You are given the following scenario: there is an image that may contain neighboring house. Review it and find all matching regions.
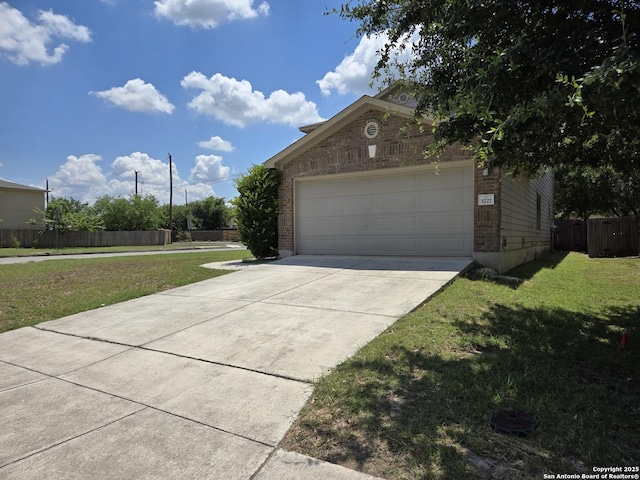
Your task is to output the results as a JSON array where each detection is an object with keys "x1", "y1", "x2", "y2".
[
  {"x1": 0, "y1": 179, "x2": 46, "y2": 230},
  {"x1": 264, "y1": 86, "x2": 554, "y2": 273}
]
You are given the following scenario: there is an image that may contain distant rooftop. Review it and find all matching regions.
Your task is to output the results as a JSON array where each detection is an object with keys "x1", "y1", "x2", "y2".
[{"x1": 0, "y1": 179, "x2": 46, "y2": 192}]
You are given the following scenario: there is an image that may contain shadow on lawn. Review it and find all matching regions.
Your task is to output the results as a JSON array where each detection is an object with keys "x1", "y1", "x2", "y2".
[
  {"x1": 298, "y1": 300, "x2": 640, "y2": 479},
  {"x1": 506, "y1": 251, "x2": 570, "y2": 279},
  {"x1": 465, "y1": 252, "x2": 571, "y2": 290}
]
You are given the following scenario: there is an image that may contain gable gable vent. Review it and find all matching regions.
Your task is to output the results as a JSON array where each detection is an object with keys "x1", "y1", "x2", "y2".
[{"x1": 364, "y1": 121, "x2": 380, "y2": 139}]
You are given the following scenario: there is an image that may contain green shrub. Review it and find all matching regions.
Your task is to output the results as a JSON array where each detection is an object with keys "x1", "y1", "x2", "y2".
[
  {"x1": 233, "y1": 164, "x2": 282, "y2": 259},
  {"x1": 176, "y1": 230, "x2": 192, "y2": 242}
]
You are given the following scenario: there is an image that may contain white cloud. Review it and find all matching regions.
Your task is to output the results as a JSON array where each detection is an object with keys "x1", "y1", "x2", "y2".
[
  {"x1": 181, "y1": 72, "x2": 324, "y2": 127},
  {"x1": 91, "y1": 79, "x2": 175, "y2": 114},
  {"x1": 190, "y1": 154, "x2": 230, "y2": 183},
  {"x1": 154, "y1": 0, "x2": 269, "y2": 28},
  {"x1": 197, "y1": 136, "x2": 234, "y2": 152},
  {"x1": 111, "y1": 152, "x2": 170, "y2": 185},
  {"x1": 47, "y1": 154, "x2": 109, "y2": 202},
  {"x1": 0, "y1": 3, "x2": 91, "y2": 66},
  {"x1": 317, "y1": 31, "x2": 418, "y2": 96},
  {"x1": 110, "y1": 152, "x2": 222, "y2": 202},
  {"x1": 47, "y1": 152, "x2": 229, "y2": 204}
]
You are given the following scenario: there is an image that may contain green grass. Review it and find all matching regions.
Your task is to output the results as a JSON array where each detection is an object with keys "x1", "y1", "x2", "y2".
[
  {"x1": 0, "y1": 249, "x2": 252, "y2": 333},
  {"x1": 281, "y1": 253, "x2": 640, "y2": 479},
  {"x1": 0, "y1": 242, "x2": 233, "y2": 257}
]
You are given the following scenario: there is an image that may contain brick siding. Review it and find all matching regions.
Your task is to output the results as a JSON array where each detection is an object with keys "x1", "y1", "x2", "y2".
[
  {"x1": 276, "y1": 110, "x2": 502, "y2": 253},
  {"x1": 474, "y1": 168, "x2": 502, "y2": 252}
]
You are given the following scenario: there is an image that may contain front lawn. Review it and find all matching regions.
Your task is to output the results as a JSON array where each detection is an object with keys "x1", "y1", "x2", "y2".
[
  {"x1": 281, "y1": 252, "x2": 640, "y2": 479},
  {"x1": 0, "y1": 250, "x2": 252, "y2": 333}
]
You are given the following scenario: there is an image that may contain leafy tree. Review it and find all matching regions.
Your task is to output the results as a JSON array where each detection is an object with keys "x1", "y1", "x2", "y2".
[
  {"x1": 46, "y1": 197, "x2": 89, "y2": 218},
  {"x1": 233, "y1": 165, "x2": 281, "y2": 259},
  {"x1": 337, "y1": 1, "x2": 640, "y2": 176},
  {"x1": 159, "y1": 204, "x2": 187, "y2": 231},
  {"x1": 555, "y1": 165, "x2": 640, "y2": 219},
  {"x1": 59, "y1": 211, "x2": 106, "y2": 232},
  {"x1": 226, "y1": 203, "x2": 239, "y2": 230},
  {"x1": 37, "y1": 197, "x2": 105, "y2": 232},
  {"x1": 158, "y1": 198, "x2": 229, "y2": 232},
  {"x1": 189, "y1": 196, "x2": 230, "y2": 230},
  {"x1": 93, "y1": 194, "x2": 163, "y2": 231}
]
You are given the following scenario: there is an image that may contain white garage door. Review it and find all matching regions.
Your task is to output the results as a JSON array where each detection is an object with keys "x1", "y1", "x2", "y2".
[{"x1": 295, "y1": 164, "x2": 474, "y2": 256}]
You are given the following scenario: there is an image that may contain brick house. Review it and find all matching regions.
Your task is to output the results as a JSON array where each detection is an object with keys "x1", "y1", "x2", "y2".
[{"x1": 264, "y1": 86, "x2": 553, "y2": 273}]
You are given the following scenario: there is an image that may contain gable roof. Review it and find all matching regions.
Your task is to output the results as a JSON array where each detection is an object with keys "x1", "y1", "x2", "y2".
[
  {"x1": 264, "y1": 95, "x2": 416, "y2": 169},
  {"x1": 0, "y1": 179, "x2": 46, "y2": 192}
]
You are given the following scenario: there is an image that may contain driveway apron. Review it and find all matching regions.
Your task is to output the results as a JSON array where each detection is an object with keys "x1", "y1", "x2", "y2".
[{"x1": 0, "y1": 255, "x2": 471, "y2": 479}]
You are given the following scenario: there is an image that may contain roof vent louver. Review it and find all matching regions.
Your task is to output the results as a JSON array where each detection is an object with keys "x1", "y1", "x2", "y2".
[{"x1": 364, "y1": 121, "x2": 380, "y2": 139}]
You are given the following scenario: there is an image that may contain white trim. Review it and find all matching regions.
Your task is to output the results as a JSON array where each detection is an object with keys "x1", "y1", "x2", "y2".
[
  {"x1": 364, "y1": 121, "x2": 380, "y2": 139},
  {"x1": 292, "y1": 159, "x2": 474, "y2": 184},
  {"x1": 397, "y1": 92, "x2": 410, "y2": 104}
]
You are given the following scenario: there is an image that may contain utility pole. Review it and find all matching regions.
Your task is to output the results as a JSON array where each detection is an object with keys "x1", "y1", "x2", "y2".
[
  {"x1": 134, "y1": 171, "x2": 139, "y2": 196},
  {"x1": 185, "y1": 188, "x2": 191, "y2": 235},
  {"x1": 168, "y1": 154, "x2": 173, "y2": 233},
  {"x1": 45, "y1": 179, "x2": 49, "y2": 206}
]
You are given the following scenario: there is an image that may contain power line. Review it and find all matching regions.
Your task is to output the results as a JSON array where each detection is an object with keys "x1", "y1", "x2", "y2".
[
  {"x1": 167, "y1": 173, "x2": 242, "y2": 193},
  {"x1": 192, "y1": 173, "x2": 242, "y2": 185}
]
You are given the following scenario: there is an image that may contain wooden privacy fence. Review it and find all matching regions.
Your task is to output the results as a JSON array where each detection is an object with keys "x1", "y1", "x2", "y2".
[
  {"x1": 188, "y1": 229, "x2": 239, "y2": 242},
  {"x1": 0, "y1": 229, "x2": 171, "y2": 248},
  {"x1": 554, "y1": 215, "x2": 640, "y2": 258},
  {"x1": 0, "y1": 229, "x2": 42, "y2": 248},
  {"x1": 553, "y1": 219, "x2": 588, "y2": 252},
  {"x1": 587, "y1": 216, "x2": 640, "y2": 258}
]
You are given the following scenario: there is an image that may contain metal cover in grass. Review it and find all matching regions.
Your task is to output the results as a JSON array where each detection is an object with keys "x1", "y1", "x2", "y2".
[{"x1": 489, "y1": 410, "x2": 539, "y2": 435}]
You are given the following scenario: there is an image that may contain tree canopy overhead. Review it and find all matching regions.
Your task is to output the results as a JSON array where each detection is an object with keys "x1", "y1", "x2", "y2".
[
  {"x1": 554, "y1": 165, "x2": 640, "y2": 219},
  {"x1": 338, "y1": 0, "x2": 640, "y2": 176}
]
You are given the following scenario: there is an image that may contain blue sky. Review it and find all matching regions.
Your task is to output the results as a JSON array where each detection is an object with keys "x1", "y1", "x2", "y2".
[{"x1": 0, "y1": 0, "x2": 399, "y2": 205}]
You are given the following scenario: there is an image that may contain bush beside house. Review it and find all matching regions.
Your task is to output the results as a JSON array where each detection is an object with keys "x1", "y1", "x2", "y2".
[{"x1": 233, "y1": 164, "x2": 281, "y2": 259}]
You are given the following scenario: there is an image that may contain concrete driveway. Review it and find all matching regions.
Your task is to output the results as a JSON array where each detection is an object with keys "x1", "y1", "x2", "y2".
[{"x1": 0, "y1": 255, "x2": 471, "y2": 479}]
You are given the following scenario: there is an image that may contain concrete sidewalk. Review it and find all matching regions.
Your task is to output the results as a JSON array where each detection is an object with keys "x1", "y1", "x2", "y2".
[
  {"x1": 0, "y1": 245, "x2": 246, "y2": 265},
  {"x1": 0, "y1": 255, "x2": 471, "y2": 479}
]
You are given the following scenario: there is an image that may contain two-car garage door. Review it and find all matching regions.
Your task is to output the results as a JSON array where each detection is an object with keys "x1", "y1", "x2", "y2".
[{"x1": 295, "y1": 164, "x2": 474, "y2": 257}]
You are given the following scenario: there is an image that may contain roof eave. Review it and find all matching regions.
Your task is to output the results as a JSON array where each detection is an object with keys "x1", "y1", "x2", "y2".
[
  {"x1": 298, "y1": 120, "x2": 327, "y2": 134},
  {"x1": 0, "y1": 179, "x2": 46, "y2": 192},
  {"x1": 264, "y1": 96, "x2": 417, "y2": 170}
]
